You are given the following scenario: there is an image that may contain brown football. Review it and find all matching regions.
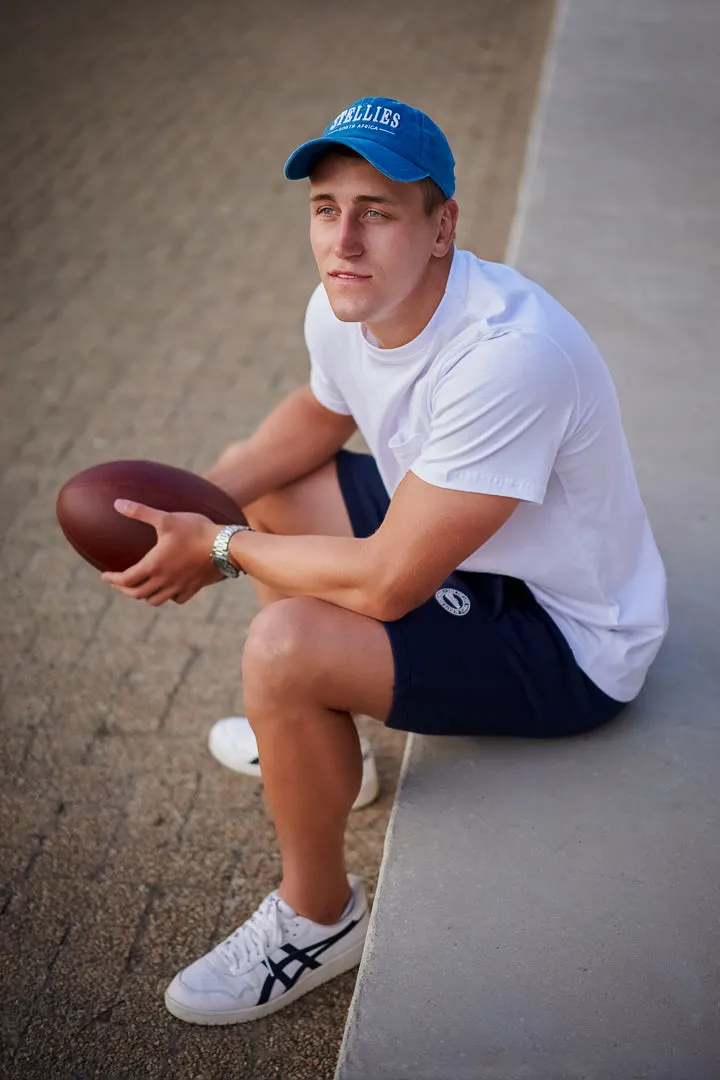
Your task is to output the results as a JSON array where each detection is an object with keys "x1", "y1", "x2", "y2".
[{"x1": 56, "y1": 460, "x2": 246, "y2": 572}]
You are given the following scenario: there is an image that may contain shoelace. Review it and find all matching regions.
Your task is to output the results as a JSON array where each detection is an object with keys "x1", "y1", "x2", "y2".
[{"x1": 217, "y1": 893, "x2": 290, "y2": 976}]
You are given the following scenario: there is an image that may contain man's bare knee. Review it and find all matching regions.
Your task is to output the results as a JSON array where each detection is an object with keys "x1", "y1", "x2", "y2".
[
  {"x1": 242, "y1": 595, "x2": 395, "y2": 724},
  {"x1": 242, "y1": 597, "x2": 329, "y2": 706}
]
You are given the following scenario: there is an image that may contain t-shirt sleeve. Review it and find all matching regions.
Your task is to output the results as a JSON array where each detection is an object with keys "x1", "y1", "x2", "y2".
[
  {"x1": 411, "y1": 330, "x2": 578, "y2": 503},
  {"x1": 304, "y1": 284, "x2": 353, "y2": 416}
]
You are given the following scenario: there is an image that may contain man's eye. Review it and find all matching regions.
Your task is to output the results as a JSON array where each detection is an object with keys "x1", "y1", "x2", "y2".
[{"x1": 365, "y1": 209, "x2": 383, "y2": 219}]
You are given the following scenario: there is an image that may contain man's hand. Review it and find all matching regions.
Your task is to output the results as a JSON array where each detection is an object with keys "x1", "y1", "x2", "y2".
[{"x1": 101, "y1": 500, "x2": 223, "y2": 606}]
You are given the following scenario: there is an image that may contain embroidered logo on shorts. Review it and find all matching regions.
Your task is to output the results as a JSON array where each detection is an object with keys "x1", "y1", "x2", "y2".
[{"x1": 435, "y1": 588, "x2": 471, "y2": 616}]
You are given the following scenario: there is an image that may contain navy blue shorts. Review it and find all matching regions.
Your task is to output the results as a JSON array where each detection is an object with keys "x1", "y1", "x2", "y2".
[{"x1": 336, "y1": 450, "x2": 626, "y2": 738}]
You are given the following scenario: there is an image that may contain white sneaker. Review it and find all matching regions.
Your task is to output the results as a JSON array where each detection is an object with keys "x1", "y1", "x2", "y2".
[
  {"x1": 164, "y1": 875, "x2": 368, "y2": 1025},
  {"x1": 208, "y1": 716, "x2": 380, "y2": 810}
]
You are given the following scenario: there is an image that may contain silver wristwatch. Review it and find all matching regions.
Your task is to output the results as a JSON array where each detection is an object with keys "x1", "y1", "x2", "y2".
[{"x1": 211, "y1": 524, "x2": 253, "y2": 578}]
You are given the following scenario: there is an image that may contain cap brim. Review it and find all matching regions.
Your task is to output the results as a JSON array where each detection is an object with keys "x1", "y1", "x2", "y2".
[{"x1": 283, "y1": 135, "x2": 428, "y2": 185}]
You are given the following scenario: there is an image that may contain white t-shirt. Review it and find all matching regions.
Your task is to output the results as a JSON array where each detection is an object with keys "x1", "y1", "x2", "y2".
[{"x1": 306, "y1": 248, "x2": 668, "y2": 702}]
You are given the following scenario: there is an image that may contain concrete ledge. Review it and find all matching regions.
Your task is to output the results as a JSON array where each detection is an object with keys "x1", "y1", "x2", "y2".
[{"x1": 339, "y1": 710, "x2": 720, "y2": 1080}]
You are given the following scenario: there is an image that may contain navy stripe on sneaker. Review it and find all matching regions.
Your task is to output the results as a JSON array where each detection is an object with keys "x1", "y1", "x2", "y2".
[{"x1": 257, "y1": 915, "x2": 363, "y2": 1005}]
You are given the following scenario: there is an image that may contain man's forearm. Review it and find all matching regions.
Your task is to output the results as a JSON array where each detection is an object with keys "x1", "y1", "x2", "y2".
[
  {"x1": 228, "y1": 529, "x2": 392, "y2": 621},
  {"x1": 205, "y1": 385, "x2": 356, "y2": 508}
]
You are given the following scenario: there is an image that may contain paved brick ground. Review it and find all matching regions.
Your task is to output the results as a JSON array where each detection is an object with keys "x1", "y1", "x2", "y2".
[{"x1": 0, "y1": 1, "x2": 552, "y2": 1077}]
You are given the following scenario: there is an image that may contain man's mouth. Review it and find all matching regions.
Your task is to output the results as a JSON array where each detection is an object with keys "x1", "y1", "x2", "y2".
[{"x1": 328, "y1": 271, "x2": 372, "y2": 282}]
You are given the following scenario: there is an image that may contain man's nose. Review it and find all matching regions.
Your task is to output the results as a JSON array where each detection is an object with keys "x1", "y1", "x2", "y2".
[{"x1": 333, "y1": 217, "x2": 364, "y2": 258}]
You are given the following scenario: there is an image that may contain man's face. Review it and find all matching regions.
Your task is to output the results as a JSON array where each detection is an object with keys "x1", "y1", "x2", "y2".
[{"x1": 309, "y1": 155, "x2": 444, "y2": 333}]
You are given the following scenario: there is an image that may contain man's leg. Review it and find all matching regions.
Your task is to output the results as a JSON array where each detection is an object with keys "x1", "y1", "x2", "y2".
[
  {"x1": 241, "y1": 595, "x2": 394, "y2": 924},
  {"x1": 235, "y1": 453, "x2": 392, "y2": 919}
]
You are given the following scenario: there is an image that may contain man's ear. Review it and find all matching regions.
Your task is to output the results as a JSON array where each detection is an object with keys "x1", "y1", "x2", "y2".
[{"x1": 432, "y1": 199, "x2": 459, "y2": 256}]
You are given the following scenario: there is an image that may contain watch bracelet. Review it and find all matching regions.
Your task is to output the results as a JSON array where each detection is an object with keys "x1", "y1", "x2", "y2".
[{"x1": 212, "y1": 524, "x2": 253, "y2": 576}]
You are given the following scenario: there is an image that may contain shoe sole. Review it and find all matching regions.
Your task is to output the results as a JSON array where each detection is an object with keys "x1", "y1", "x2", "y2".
[{"x1": 164, "y1": 925, "x2": 367, "y2": 1025}]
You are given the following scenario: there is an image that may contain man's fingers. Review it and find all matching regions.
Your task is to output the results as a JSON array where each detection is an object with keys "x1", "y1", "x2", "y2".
[
  {"x1": 107, "y1": 576, "x2": 176, "y2": 603},
  {"x1": 105, "y1": 575, "x2": 160, "y2": 598},
  {"x1": 137, "y1": 579, "x2": 168, "y2": 600},
  {"x1": 172, "y1": 588, "x2": 196, "y2": 605},
  {"x1": 107, "y1": 582, "x2": 141, "y2": 598},
  {"x1": 114, "y1": 499, "x2": 165, "y2": 529},
  {"x1": 145, "y1": 586, "x2": 178, "y2": 608},
  {"x1": 103, "y1": 567, "x2": 152, "y2": 588}
]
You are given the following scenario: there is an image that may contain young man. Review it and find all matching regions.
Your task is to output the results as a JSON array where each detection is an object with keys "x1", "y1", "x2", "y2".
[{"x1": 103, "y1": 97, "x2": 668, "y2": 1025}]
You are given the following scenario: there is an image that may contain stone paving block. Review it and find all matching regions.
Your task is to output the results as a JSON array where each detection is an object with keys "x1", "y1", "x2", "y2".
[
  {"x1": 12, "y1": 970, "x2": 172, "y2": 1080},
  {"x1": 23, "y1": 881, "x2": 151, "y2": 1044},
  {"x1": 106, "y1": 668, "x2": 192, "y2": 736},
  {"x1": 10, "y1": 1008, "x2": 167, "y2": 1080},
  {"x1": 143, "y1": 581, "x2": 254, "y2": 638},
  {"x1": 22, "y1": 980, "x2": 177, "y2": 1080},
  {"x1": 0, "y1": 731, "x2": 32, "y2": 784},
  {"x1": 190, "y1": 764, "x2": 263, "y2": 813},
  {"x1": 0, "y1": 613, "x2": 39, "y2": 689},
  {"x1": 47, "y1": 685, "x2": 108, "y2": 737},
  {"x1": 184, "y1": 579, "x2": 250, "y2": 625},
  {"x1": 1, "y1": 665, "x2": 57, "y2": 729},
  {"x1": 24, "y1": 725, "x2": 92, "y2": 777},
  {"x1": 16, "y1": 758, "x2": 133, "y2": 807},
  {"x1": 0, "y1": 878, "x2": 147, "y2": 1061},
  {"x1": 78, "y1": 598, "x2": 157, "y2": 655},
  {"x1": 1, "y1": 959, "x2": 55, "y2": 1057},
  {"x1": 170, "y1": 1035, "x2": 257, "y2": 1080},
  {"x1": 28, "y1": 801, "x2": 123, "y2": 882},
  {"x1": 25, "y1": 972, "x2": 178, "y2": 1080},
  {"x1": 0, "y1": 839, "x2": 40, "y2": 893},
  {"x1": 101, "y1": 834, "x2": 238, "y2": 892},
  {"x1": 0, "y1": 788, "x2": 60, "y2": 864},
  {"x1": 20, "y1": 565, "x2": 106, "y2": 627},
  {"x1": 204, "y1": 584, "x2": 253, "y2": 630},
  {"x1": 125, "y1": 886, "x2": 223, "y2": 978},
  {"x1": 160, "y1": 650, "x2": 244, "y2": 737},
  {"x1": 16, "y1": 643, "x2": 115, "y2": 721},
  {"x1": 120, "y1": 771, "x2": 199, "y2": 847},
  {"x1": 87, "y1": 732, "x2": 204, "y2": 775},
  {"x1": 180, "y1": 776, "x2": 271, "y2": 854},
  {"x1": 48, "y1": 633, "x2": 138, "y2": 727},
  {"x1": 28, "y1": 959, "x2": 123, "y2": 1042},
  {"x1": 1, "y1": 672, "x2": 54, "y2": 733},
  {"x1": 0, "y1": 878, "x2": 102, "y2": 1052},
  {"x1": 140, "y1": 605, "x2": 223, "y2": 654}
]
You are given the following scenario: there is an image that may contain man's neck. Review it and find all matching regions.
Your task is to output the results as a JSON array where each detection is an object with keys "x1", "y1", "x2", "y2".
[{"x1": 364, "y1": 249, "x2": 454, "y2": 350}]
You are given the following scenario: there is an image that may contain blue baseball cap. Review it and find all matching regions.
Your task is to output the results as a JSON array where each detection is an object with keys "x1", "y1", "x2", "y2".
[{"x1": 283, "y1": 97, "x2": 455, "y2": 199}]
